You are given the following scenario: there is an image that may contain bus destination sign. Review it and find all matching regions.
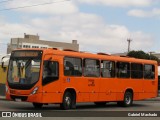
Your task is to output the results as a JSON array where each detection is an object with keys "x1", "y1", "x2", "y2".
[{"x1": 12, "y1": 51, "x2": 41, "y2": 57}]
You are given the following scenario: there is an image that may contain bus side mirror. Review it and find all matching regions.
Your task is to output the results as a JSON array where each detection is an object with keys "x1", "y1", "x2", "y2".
[
  {"x1": 1, "y1": 57, "x2": 5, "y2": 68},
  {"x1": 1, "y1": 62, "x2": 4, "y2": 68},
  {"x1": 1, "y1": 62, "x2": 7, "y2": 72}
]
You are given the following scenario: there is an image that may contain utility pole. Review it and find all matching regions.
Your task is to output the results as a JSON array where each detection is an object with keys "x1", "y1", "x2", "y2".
[
  {"x1": 149, "y1": 51, "x2": 154, "y2": 60},
  {"x1": 127, "y1": 38, "x2": 132, "y2": 53}
]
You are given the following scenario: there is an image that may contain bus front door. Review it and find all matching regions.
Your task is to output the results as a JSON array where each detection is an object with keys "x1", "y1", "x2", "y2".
[{"x1": 42, "y1": 55, "x2": 61, "y2": 103}]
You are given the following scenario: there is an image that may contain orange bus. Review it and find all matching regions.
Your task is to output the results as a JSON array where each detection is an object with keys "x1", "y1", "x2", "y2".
[{"x1": 6, "y1": 48, "x2": 158, "y2": 110}]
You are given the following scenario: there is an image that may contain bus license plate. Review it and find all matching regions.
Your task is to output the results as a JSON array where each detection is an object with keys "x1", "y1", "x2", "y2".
[{"x1": 15, "y1": 99, "x2": 22, "y2": 102}]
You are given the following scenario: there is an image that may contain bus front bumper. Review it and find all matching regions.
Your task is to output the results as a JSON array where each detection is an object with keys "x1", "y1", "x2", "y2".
[{"x1": 6, "y1": 92, "x2": 43, "y2": 103}]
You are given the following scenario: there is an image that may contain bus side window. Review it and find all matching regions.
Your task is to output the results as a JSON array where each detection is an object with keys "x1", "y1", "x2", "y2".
[
  {"x1": 64, "y1": 57, "x2": 82, "y2": 76},
  {"x1": 131, "y1": 63, "x2": 143, "y2": 79},
  {"x1": 64, "y1": 61, "x2": 74, "y2": 76},
  {"x1": 42, "y1": 61, "x2": 59, "y2": 85},
  {"x1": 101, "y1": 60, "x2": 115, "y2": 78},
  {"x1": 84, "y1": 59, "x2": 100, "y2": 77},
  {"x1": 116, "y1": 62, "x2": 130, "y2": 78},
  {"x1": 144, "y1": 64, "x2": 155, "y2": 79}
]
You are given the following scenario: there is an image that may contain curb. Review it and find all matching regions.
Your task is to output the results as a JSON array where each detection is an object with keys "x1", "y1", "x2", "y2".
[{"x1": 0, "y1": 96, "x2": 6, "y2": 101}]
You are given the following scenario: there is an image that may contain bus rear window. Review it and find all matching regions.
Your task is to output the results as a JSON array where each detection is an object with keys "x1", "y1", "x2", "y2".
[{"x1": 144, "y1": 64, "x2": 155, "y2": 79}]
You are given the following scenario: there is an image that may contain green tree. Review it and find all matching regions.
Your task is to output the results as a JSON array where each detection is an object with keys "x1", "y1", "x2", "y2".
[{"x1": 127, "y1": 50, "x2": 159, "y2": 62}]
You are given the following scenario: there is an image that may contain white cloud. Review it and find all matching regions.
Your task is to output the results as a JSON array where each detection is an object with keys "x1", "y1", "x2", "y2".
[
  {"x1": 129, "y1": 31, "x2": 153, "y2": 51},
  {"x1": 25, "y1": 13, "x2": 154, "y2": 53},
  {"x1": 0, "y1": 18, "x2": 42, "y2": 53},
  {"x1": 78, "y1": 0, "x2": 152, "y2": 7},
  {"x1": 5, "y1": 0, "x2": 78, "y2": 14},
  {"x1": 0, "y1": 12, "x2": 154, "y2": 54},
  {"x1": 128, "y1": 8, "x2": 160, "y2": 18},
  {"x1": 0, "y1": 20, "x2": 39, "y2": 40},
  {"x1": 127, "y1": 9, "x2": 151, "y2": 17},
  {"x1": 0, "y1": 1, "x2": 155, "y2": 54}
]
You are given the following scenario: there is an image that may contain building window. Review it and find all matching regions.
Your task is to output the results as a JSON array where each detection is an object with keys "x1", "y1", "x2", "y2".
[
  {"x1": 11, "y1": 44, "x2": 17, "y2": 49},
  {"x1": 83, "y1": 59, "x2": 100, "y2": 77},
  {"x1": 32, "y1": 46, "x2": 39, "y2": 48},
  {"x1": 41, "y1": 47, "x2": 47, "y2": 49},
  {"x1": 64, "y1": 57, "x2": 82, "y2": 76},
  {"x1": 27, "y1": 45, "x2": 30, "y2": 48},
  {"x1": 144, "y1": 64, "x2": 155, "y2": 79},
  {"x1": 101, "y1": 60, "x2": 115, "y2": 78},
  {"x1": 131, "y1": 63, "x2": 143, "y2": 79},
  {"x1": 116, "y1": 62, "x2": 130, "y2": 78},
  {"x1": 23, "y1": 45, "x2": 30, "y2": 48}
]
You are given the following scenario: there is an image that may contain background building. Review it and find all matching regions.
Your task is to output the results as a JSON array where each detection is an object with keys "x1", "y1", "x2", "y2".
[
  {"x1": 152, "y1": 52, "x2": 160, "y2": 61},
  {"x1": 0, "y1": 34, "x2": 79, "y2": 96},
  {"x1": 7, "y1": 34, "x2": 79, "y2": 54},
  {"x1": 111, "y1": 52, "x2": 127, "y2": 56}
]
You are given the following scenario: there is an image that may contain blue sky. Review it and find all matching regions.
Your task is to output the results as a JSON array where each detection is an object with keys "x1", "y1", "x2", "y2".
[{"x1": 0, "y1": 0, "x2": 159, "y2": 54}]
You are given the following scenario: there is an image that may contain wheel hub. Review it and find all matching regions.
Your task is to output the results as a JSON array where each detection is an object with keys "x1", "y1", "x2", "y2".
[
  {"x1": 125, "y1": 95, "x2": 131, "y2": 104},
  {"x1": 65, "y1": 97, "x2": 71, "y2": 106}
]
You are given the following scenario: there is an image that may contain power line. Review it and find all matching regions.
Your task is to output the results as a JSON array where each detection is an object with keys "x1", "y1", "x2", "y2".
[
  {"x1": 0, "y1": 0, "x2": 13, "y2": 4},
  {"x1": 0, "y1": 0, "x2": 32, "y2": 4},
  {"x1": 0, "y1": 0, "x2": 70, "y2": 11}
]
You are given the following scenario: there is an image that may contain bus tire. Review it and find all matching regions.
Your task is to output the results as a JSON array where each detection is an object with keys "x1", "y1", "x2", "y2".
[
  {"x1": 60, "y1": 92, "x2": 73, "y2": 110},
  {"x1": 94, "y1": 102, "x2": 107, "y2": 106},
  {"x1": 32, "y1": 103, "x2": 43, "y2": 109},
  {"x1": 117, "y1": 91, "x2": 133, "y2": 107},
  {"x1": 117, "y1": 101, "x2": 123, "y2": 106},
  {"x1": 71, "y1": 93, "x2": 76, "y2": 109}
]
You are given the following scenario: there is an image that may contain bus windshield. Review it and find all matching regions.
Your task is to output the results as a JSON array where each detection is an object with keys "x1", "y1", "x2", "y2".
[{"x1": 7, "y1": 51, "x2": 42, "y2": 89}]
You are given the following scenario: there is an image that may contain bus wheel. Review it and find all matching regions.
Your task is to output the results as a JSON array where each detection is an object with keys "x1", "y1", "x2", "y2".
[
  {"x1": 117, "y1": 91, "x2": 133, "y2": 107},
  {"x1": 32, "y1": 103, "x2": 43, "y2": 109},
  {"x1": 60, "y1": 92, "x2": 72, "y2": 110},
  {"x1": 94, "y1": 102, "x2": 107, "y2": 106}
]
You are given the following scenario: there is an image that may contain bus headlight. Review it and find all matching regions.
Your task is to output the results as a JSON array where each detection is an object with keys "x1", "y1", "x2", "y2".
[{"x1": 31, "y1": 87, "x2": 39, "y2": 95}]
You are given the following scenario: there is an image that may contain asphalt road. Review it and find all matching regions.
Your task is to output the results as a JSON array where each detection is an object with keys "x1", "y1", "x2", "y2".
[
  {"x1": 0, "y1": 100, "x2": 160, "y2": 119},
  {"x1": 0, "y1": 100, "x2": 160, "y2": 111}
]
